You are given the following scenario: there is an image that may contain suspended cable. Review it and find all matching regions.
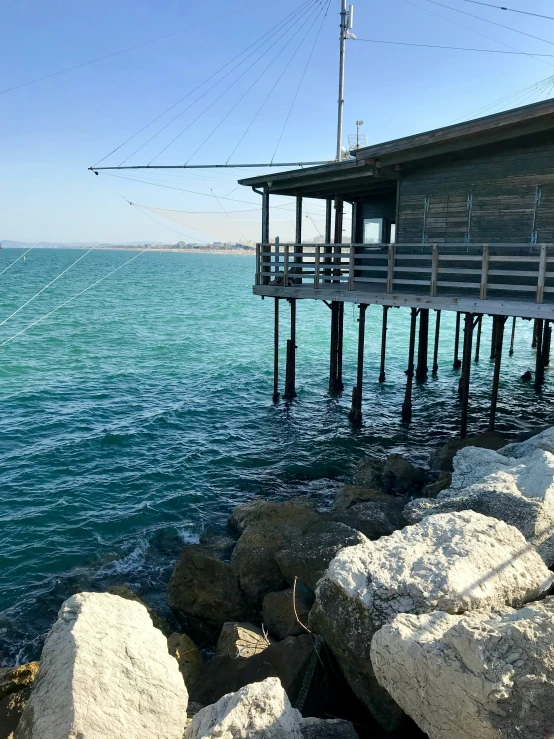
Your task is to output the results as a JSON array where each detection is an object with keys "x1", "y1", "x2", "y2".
[
  {"x1": 402, "y1": 0, "x2": 554, "y2": 68},
  {"x1": 93, "y1": 0, "x2": 315, "y2": 166},
  {"x1": 225, "y1": 0, "x2": 330, "y2": 164},
  {"x1": 118, "y1": 0, "x2": 320, "y2": 166},
  {"x1": 0, "y1": 250, "x2": 150, "y2": 349},
  {"x1": 0, "y1": 243, "x2": 40, "y2": 276},
  {"x1": 354, "y1": 38, "x2": 554, "y2": 56},
  {"x1": 454, "y1": 0, "x2": 554, "y2": 22},
  {"x1": 0, "y1": 22, "x2": 209, "y2": 97},
  {"x1": 271, "y1": 0, "x2": 332, "y2": 162},
  {"x1": 0, "y1": 246, "x2": 99, "y2": 328},
  {"x1": 420, "y1": 0, "x2": 554, "y2": 50},
  {"x1": 149, "y1": 0, "x2": 323, "y2": 164}
]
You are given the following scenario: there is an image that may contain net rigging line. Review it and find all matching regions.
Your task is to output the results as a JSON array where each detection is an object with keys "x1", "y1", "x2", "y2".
[
  {"x1": 0, "y1": 243, "x2": 40, "y2": 276},
  {"x1": 401, "y1": 0, "x2": 554, "y2": 68},
  {"x1": 106, "y1": 0, "x2": 319, "y2": 167},
  {"x1": 224, "y1": 0, "x2": 332, "y2": 165},
  {"x1": 354, "y1": 38, "x2": 554, "y2": 56},
  {"x1": 271, "y1": 0, "x2": 332, "y2": 163},
  {"x1": 0, "y1": 250, "x2": 150, "y2": 349},
  {"x1": 149, "y1": 0, "x2": 324, "y2": 165},
  {"x1": 455, "y1": 0, "x2": 554, "y2": 22},
  {"x1": 0, "y1": 21, "x2": 210, "y2": 96},
  {"x1": 211, "y1": 190, "x2": 251, "y2": 243},
  {"x1": 0, "y1": 246, "x2": 100, "y2": 329}
]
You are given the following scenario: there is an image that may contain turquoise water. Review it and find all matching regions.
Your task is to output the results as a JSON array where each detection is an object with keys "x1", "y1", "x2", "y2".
[{"x1": 0, "y1": 248, "x2": 552, "y2": 664}]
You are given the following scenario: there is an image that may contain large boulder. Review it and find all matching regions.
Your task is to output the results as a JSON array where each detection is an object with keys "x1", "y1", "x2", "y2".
[
  {"x1": 309, "y1": 511, "x2": 553, "y2": 731},
  {"x1": 372, "y1": 596, "x2": 554, "y2": 739},
  {"x1": 167, "y1": 632, "x2": 203, "y2": 689},
  {"x1": 0, "y1": 689, "x2": 30, "y2": 739},
  {"x1": 190, "y1": 634, "x2": 313, "y2": 707},
  {"x1": 262, "y1": 586, "x2": 314, "y2": 640},
  {"x1": 405, "y1": 446, "x2": 554, "y2": 565},
  {"x1": 230, "y1": 502, "x2": 320, "y2": 604},
  {"x1": 15, "y1": 592, "x2": 188, "y2": 739},
  {"x1": 0, "y1": 664, "x2": 39, "y2": 702},
  {"x1": 229, "y1": 498, "x2": 316, "y2": 534},
  {"x1": 276, "y1": 521, "x2": 365, "y2": 591},
  {"x1": 431, "y1": 430, "x2": 509, "y2": 472},
  {"x1": 352, "y1": 456, "x2": 383, "y2": 488},
  {"x1": 185, "y1": 677, "x2": 303, "y2": 739},
  {"x1": 382, "y1": 454, "x2": 425, "y2": 495},
  {"x1": 332, "y1": 485, "x2": 389, "y2": 512},
  {"x1": 328, "y1": 499, "x2": 407, "y2": 540},
  {"x1": 299, "y1": 717, "x2": 358, "y2": 738},
  {"x1": 216, "y1": 622, "x2": 274, "y2": 659},
  {"x1": 107, "y1": 584, "x2": 172, "y2": 636},
  {"x1": 501, "y1": 425, "x2": 554, "y2": 458},
  {"x1": 167, "y1": 545, "x2": 250, "y2": 642}
]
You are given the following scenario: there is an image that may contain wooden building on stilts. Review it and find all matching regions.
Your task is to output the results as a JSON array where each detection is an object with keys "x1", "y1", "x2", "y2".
[{"x1": 239, "y1": 99, "x2": 554, "y2": 437}]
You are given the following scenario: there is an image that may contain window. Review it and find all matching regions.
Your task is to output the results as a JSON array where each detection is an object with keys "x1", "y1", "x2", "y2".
[{"x1": 363, "y1": 218, "x2": 383, "y2": 244}]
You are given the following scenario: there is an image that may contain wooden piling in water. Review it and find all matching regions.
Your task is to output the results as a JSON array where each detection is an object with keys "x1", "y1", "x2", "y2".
[
  {"x1": 402, "y1": 308, "x2": 418, "y2": 422},
  {"x1": 273, "y1": 298, "x2": 279, "y2": 402},
  {"x1": 284, "y1": 299, "x2": 297, "y2": 399},
  {"x1": 416, "y1": 308, "x2": 429, "y2": 382},
  {"x1": 509, "y1": 317, "x2": 516, "y2": 356},
  {"x1": 379, "y1": 305, "x2": 388, "y2": 383},
  {"x1": 489, "y1": 315, "x2": 506, "y2": 431},
  {"x1": 453, "y1": 312, "x2": 462, "y2": 368},
  {"x1": 474, "y1": 314, "x2": 482, "y2": 362},
  {"x1": 535, "y1": 318, "x2": 545, "y2": 392},
  {"x1": 542, "y1": 320, "x2": 551, "y2": 369},
  {"x1": 350, "y1": 304, "x2": 367, "y2": 423},
  {"x1": 490, "y1": 318, "x2": 497, "y2": 360},
  {"x1": 532, "y1": 318, "x2": 541, "y2": 349},
  {"x1": 460, "y1": 313, "x2": 474, "y2": 439},
  {"x1": 432, "y1": 310, "x2": 441, "y2": 374}
]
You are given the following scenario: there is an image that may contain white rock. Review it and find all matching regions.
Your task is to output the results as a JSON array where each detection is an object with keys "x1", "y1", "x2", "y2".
[
  {"x1": 309, "y1": 511, "x2": 553, "y2": 730},
  {"x1": 15, "y1": 592, "x2": 188, "y2": 739},
  {"x1": 185, "y1": 677, "x2": 303, "y2": 739},
  {"x1": 372, "y1": 596, "x2": 554, "y2": 739},
  {"x1": 501, "y1": 426, "x2": 554, "y2": 458},
  {"x1": 405, "y1": 446, "x2": 554, "y2": 565}
]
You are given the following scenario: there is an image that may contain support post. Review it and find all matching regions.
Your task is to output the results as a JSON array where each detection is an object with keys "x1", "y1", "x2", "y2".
[
  {"x1": 273, "y1": 298, "x2": 279, "y2": 402},
  {"x1": 379, "y1": 305, "x2": 388, "y2": 383},
  {"x1": 453, "y1": 312, "x2": 462, "y2": 369},
  {"x1": 474, "y1": 314, "x2": 482, "y2": 362},
  {"x1": 329, "y1": 302, "x2": 344, "y2": 392},
  {"x1": 509, "y1": 317, "x2": 516, "y2": 356},
  {"x1": 542, "y1": 320, "x2": 552, "y2": 369},
  {"x1": 532, "y1": 318, "x2": 540, "y2": 349},
  {"x1": 416, "y1": 308, "x2": 429, "y2": 382},
  {"x1": 402, "y1": 308, "x2": 418, "y2": 422},
  {"x1": 432, "y1": 310, "x2": 441, "y2": 374},
  {"x1": 490, "y1": 318, "x2": 497, "y2": 360},
  {"x1": 284, "y1": 299, "x2": 297, "y2": 399},
  {"x1": 460, "y1": 313, "x2": 474, "y2": 439},
  {"x1": 350, "y1": 304, "x2": 367, "y2": 423},
  {"x1": 488, "y1": 316, "x2": 506, "y2": 431},
  {"x1": 535, "y1": 318, "x2": 545, "y2": 392}
]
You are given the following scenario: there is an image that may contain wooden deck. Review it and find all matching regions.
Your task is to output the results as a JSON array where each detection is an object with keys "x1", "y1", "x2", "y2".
[{"x1": 254, "y1": 242, "x2": 554, "y2": 320}]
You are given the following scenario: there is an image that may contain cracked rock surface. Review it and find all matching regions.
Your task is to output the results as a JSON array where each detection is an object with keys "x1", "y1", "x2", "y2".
[
  {"x1": 15, "y1": 592, "x2": 188, "y2": 739},
  {"x1": 309, "y1": 510, "x2": 553, "y2": 731},
  {"x1": 405, "y1": 446, "x2": 554, "y2": 565},
  {"x1": 372, "y1": 596, "x2": 554, "y2": 739}
]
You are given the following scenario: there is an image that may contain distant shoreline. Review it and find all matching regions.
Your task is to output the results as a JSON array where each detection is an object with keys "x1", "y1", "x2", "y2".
[{"x1": 1, "y1": 247, "x2": 255, "y2": 256}]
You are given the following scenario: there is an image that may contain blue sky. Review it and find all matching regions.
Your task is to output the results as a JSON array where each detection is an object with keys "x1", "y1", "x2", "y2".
[{"x1": 2, "y1": 0, "x2": 554, "y2": 244}]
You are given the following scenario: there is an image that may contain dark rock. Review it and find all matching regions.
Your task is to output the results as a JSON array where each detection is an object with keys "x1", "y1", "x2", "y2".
[
  {"x1": 229, "y1": 497, "x2": 316, "y2": 535},
  {"x1": 190, "y1": 634, "x2": 314, "y2": 707},
  {"x1": 332, "y1": 485, "x2": 391, "y2": 513},
  {"x1": 352, "y1": 457, "x2": 383, "y2": 489},
  {"x1": 167, "y1": 632, "x2": 203, "y2": 689},
  {"x1": 421, "y1": 471, "x2": 452, "y2": 499},
  {"x1": 0, "y1": 687, "x2": 30, "y2": 739},
  {"x1": 329, "y1": 499, "x2": 407, "y2": 540},
  {"x1": 276, "y1": 521, "x2": 365, "y2": 591},
  {"x1": 167, "y1": 545, "x2": 250, "y2": 643},
  {"x1": 431, "y1": 431, "x2": 509, "y2": 472},
  {"x1": 382, "y1": 454, "x2": 425, "y2": 495},
  {"x1": 521, "y1": 370, "x2": 533, "y2": 382},
  {"x1": 198, "y1": 528, "x2": 237, "y2": 559},
  {"x1": 0, "y1": 664, "x2": 39, "y2": 702},
  {"x1": 107, "y1": 585, "x2": 172, "y2": 637},
  {"x1": 300, "y1": 716, "x2": 358, "y2": 738},
  {"x1": 216, "y1": 622, "x2": 275, "y2": 659},
  {"x1": 262, "y1": 585, "x2": 314, "y2": 640},
  {"x1": 230, "y1": 502, "x2": 320, "y2": 604}
]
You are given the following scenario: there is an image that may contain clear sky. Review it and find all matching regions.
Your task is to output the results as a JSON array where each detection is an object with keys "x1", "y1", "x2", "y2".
[{"x1": 2, "y1": 0, "x2": 554, "y2": 244}]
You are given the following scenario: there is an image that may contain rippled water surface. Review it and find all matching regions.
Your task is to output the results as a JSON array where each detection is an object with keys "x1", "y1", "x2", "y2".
[{"x1": 1, "y1": 248, "x2": 552, "y2": 664}]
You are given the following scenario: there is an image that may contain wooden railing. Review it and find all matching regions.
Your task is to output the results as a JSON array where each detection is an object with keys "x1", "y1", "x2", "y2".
[{"x1": 255, "y1": 242, "x2": 554, "y2": 303}]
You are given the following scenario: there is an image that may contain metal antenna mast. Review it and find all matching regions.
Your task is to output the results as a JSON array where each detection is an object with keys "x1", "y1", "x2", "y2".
[{"x1": 336, "y1": 1, "x2": 355, "y2": 161}]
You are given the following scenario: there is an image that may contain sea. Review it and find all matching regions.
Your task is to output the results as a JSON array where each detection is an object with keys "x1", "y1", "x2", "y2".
[{"x1": 1, "y1": 247, "x2": 552, "y2": 666}]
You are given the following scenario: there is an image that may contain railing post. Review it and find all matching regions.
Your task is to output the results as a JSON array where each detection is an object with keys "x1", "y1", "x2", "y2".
[
  {"x1": 284, "y1": 244, "x2": 290, "y2": 287},
  {"x1": 537, "y1": 244, "x2": 547, "y2": 304},
  {"x1": 430, "y1": 244, "x2": 439, "y2": 296},
  {"x1": 387, "y1": 245, "x2": 395, "y2": 293},
  {"x1": 314, "y1": 246, "x2": 321, "y2": 289},
  {"x1": 480, "y1": 244, "x2": 489, "y2": 300},
  {"x1": 348, "y1": 245, "x2": 355, "y2": 290},
  {"x1": 255, "y1": 243, "x2": 261, "y2": 285}
]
